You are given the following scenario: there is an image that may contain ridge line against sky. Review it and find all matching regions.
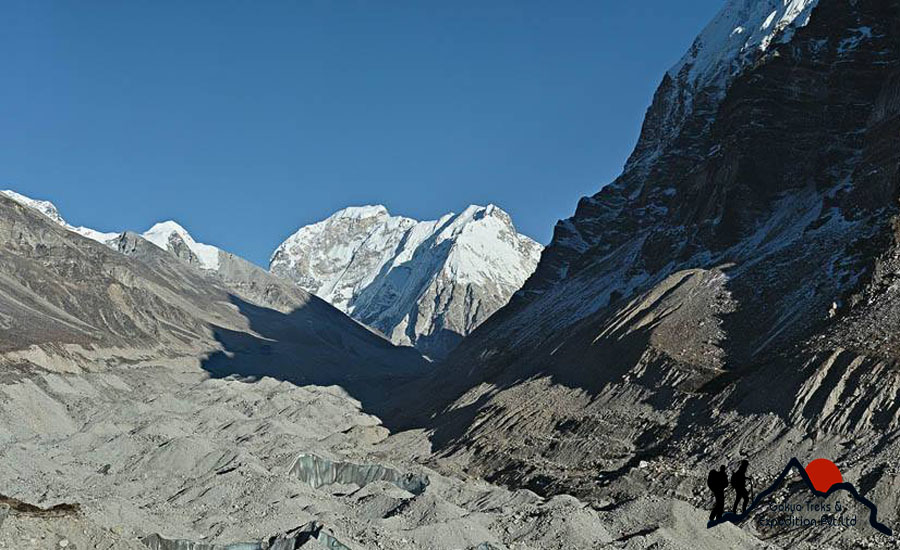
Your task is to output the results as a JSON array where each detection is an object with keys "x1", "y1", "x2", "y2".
[{"x1": 2, "y1": 0, "x2": 723, "y2": 267}]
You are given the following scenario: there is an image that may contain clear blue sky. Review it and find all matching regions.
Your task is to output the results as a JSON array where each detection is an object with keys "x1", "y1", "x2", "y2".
[{"x1": 2, "y1": 1, "x2": 721, "y2": 266}]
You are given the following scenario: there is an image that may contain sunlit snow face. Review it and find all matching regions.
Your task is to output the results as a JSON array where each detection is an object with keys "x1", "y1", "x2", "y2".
[
  {"x1": 668, "y1": 0, "x2": 820, "y2": 88},
  {"x1": 268, "y1": 204, "x2": 542, "y2": 356},
  {"x1": 142, "y1": 220, "x2": 221, "y2": 270}
]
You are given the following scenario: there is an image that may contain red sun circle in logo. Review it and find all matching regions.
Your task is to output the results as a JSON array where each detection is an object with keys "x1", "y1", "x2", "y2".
[{"x1": 805, "y1": 458, "x2": 843, "y2": 493}]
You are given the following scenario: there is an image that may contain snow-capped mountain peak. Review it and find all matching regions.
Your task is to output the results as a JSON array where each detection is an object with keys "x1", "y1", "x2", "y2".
[
  {"x1": 1, "y1": 189, "x2": 120, "y2": 244},
  {"x1": 270, "y1": 204, "x2": 543, "y2": 358},
  {"x1": 1, "y1": 189, "x2": 66, "y2": 224},
  {"x1": 624, "y1": 0, "x2": 821, "y2": 176},
  {"x1": 142, "y1": 220, "x2": 221, "y2": 270},
  {"x1": 0, "y1": 190, "x2": 222, "y2": 271},
  {"x1": 669, "y1": 0, "x2": 819, "y2": 89},
  {"x1": 330, "y1": 205, "x2": 391, "y2": 220}
]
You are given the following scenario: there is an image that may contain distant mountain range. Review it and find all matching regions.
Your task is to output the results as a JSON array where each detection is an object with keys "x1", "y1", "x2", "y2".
[{"x1": 0, "y1": 190, "x2": 541, "y2": 359}]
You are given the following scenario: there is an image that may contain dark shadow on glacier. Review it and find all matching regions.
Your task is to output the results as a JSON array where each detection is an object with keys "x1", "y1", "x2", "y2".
[{"x1": 201, "y1": 294, "x2": 431, "y2": 425}]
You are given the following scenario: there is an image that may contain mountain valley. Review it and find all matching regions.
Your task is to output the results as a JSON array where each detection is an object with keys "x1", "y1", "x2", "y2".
[{"x1": 3, "y1": 0, "x2": 900, "y2": 548}]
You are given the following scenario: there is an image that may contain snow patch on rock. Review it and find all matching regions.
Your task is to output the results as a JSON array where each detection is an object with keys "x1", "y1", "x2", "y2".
[{"x1": 142, "y1": 221, "x2": 221, "y2": 271}]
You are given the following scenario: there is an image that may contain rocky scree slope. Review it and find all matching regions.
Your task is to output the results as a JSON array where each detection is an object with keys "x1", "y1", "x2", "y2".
[
  {"x1": 270, "y1": 204, "x2": 542, "y2": 359},
  {"x1": 417, "y1": 0, "x2": 900, "y2": 547}
]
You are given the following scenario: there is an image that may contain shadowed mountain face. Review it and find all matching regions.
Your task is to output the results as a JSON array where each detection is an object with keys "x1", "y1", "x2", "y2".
[
  {"x1": 419, "y1": 1, "x2": 900, "y2": 545},
  {"x1": 0, "y1": 193, "x2": 427, "y2": 406}
]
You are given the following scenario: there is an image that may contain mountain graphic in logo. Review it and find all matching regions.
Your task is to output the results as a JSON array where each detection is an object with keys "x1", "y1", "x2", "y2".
[{"x1": 708, "y1": 457, "x2": 891, "y2": 536}]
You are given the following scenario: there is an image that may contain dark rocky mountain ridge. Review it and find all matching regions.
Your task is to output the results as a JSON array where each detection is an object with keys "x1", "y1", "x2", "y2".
[{"x1": 411, "y1": 1, "x2": 900, "y2": 546}]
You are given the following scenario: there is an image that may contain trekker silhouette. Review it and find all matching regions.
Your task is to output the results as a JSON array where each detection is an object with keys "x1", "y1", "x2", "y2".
[
  {"x1": 731, "y1": 459, "x2": 752, "y2": 514},
  {"x1": 707, "y1": 465, "x2": 728, "y2": 522}
]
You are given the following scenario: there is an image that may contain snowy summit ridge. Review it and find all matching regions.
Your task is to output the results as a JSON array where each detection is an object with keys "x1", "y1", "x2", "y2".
[
  {"x1": 1, "y1": 190, "x2": 222, "y2": 271},
  {"x1": 270, "y1": 204, "x2": 543, "y2": 358},
  {"x1": 1, "y1": 190, "x2": 120, "y2": 243},
  {"x1": 669, "y1": 0, "x2": 820, "y2": 89},
  {"x1": 625, "y1": 0, "x2": 820, "y2": 175},
  {"x1": 142, "y1": 220, "x2": 221, "y2": 271}
]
